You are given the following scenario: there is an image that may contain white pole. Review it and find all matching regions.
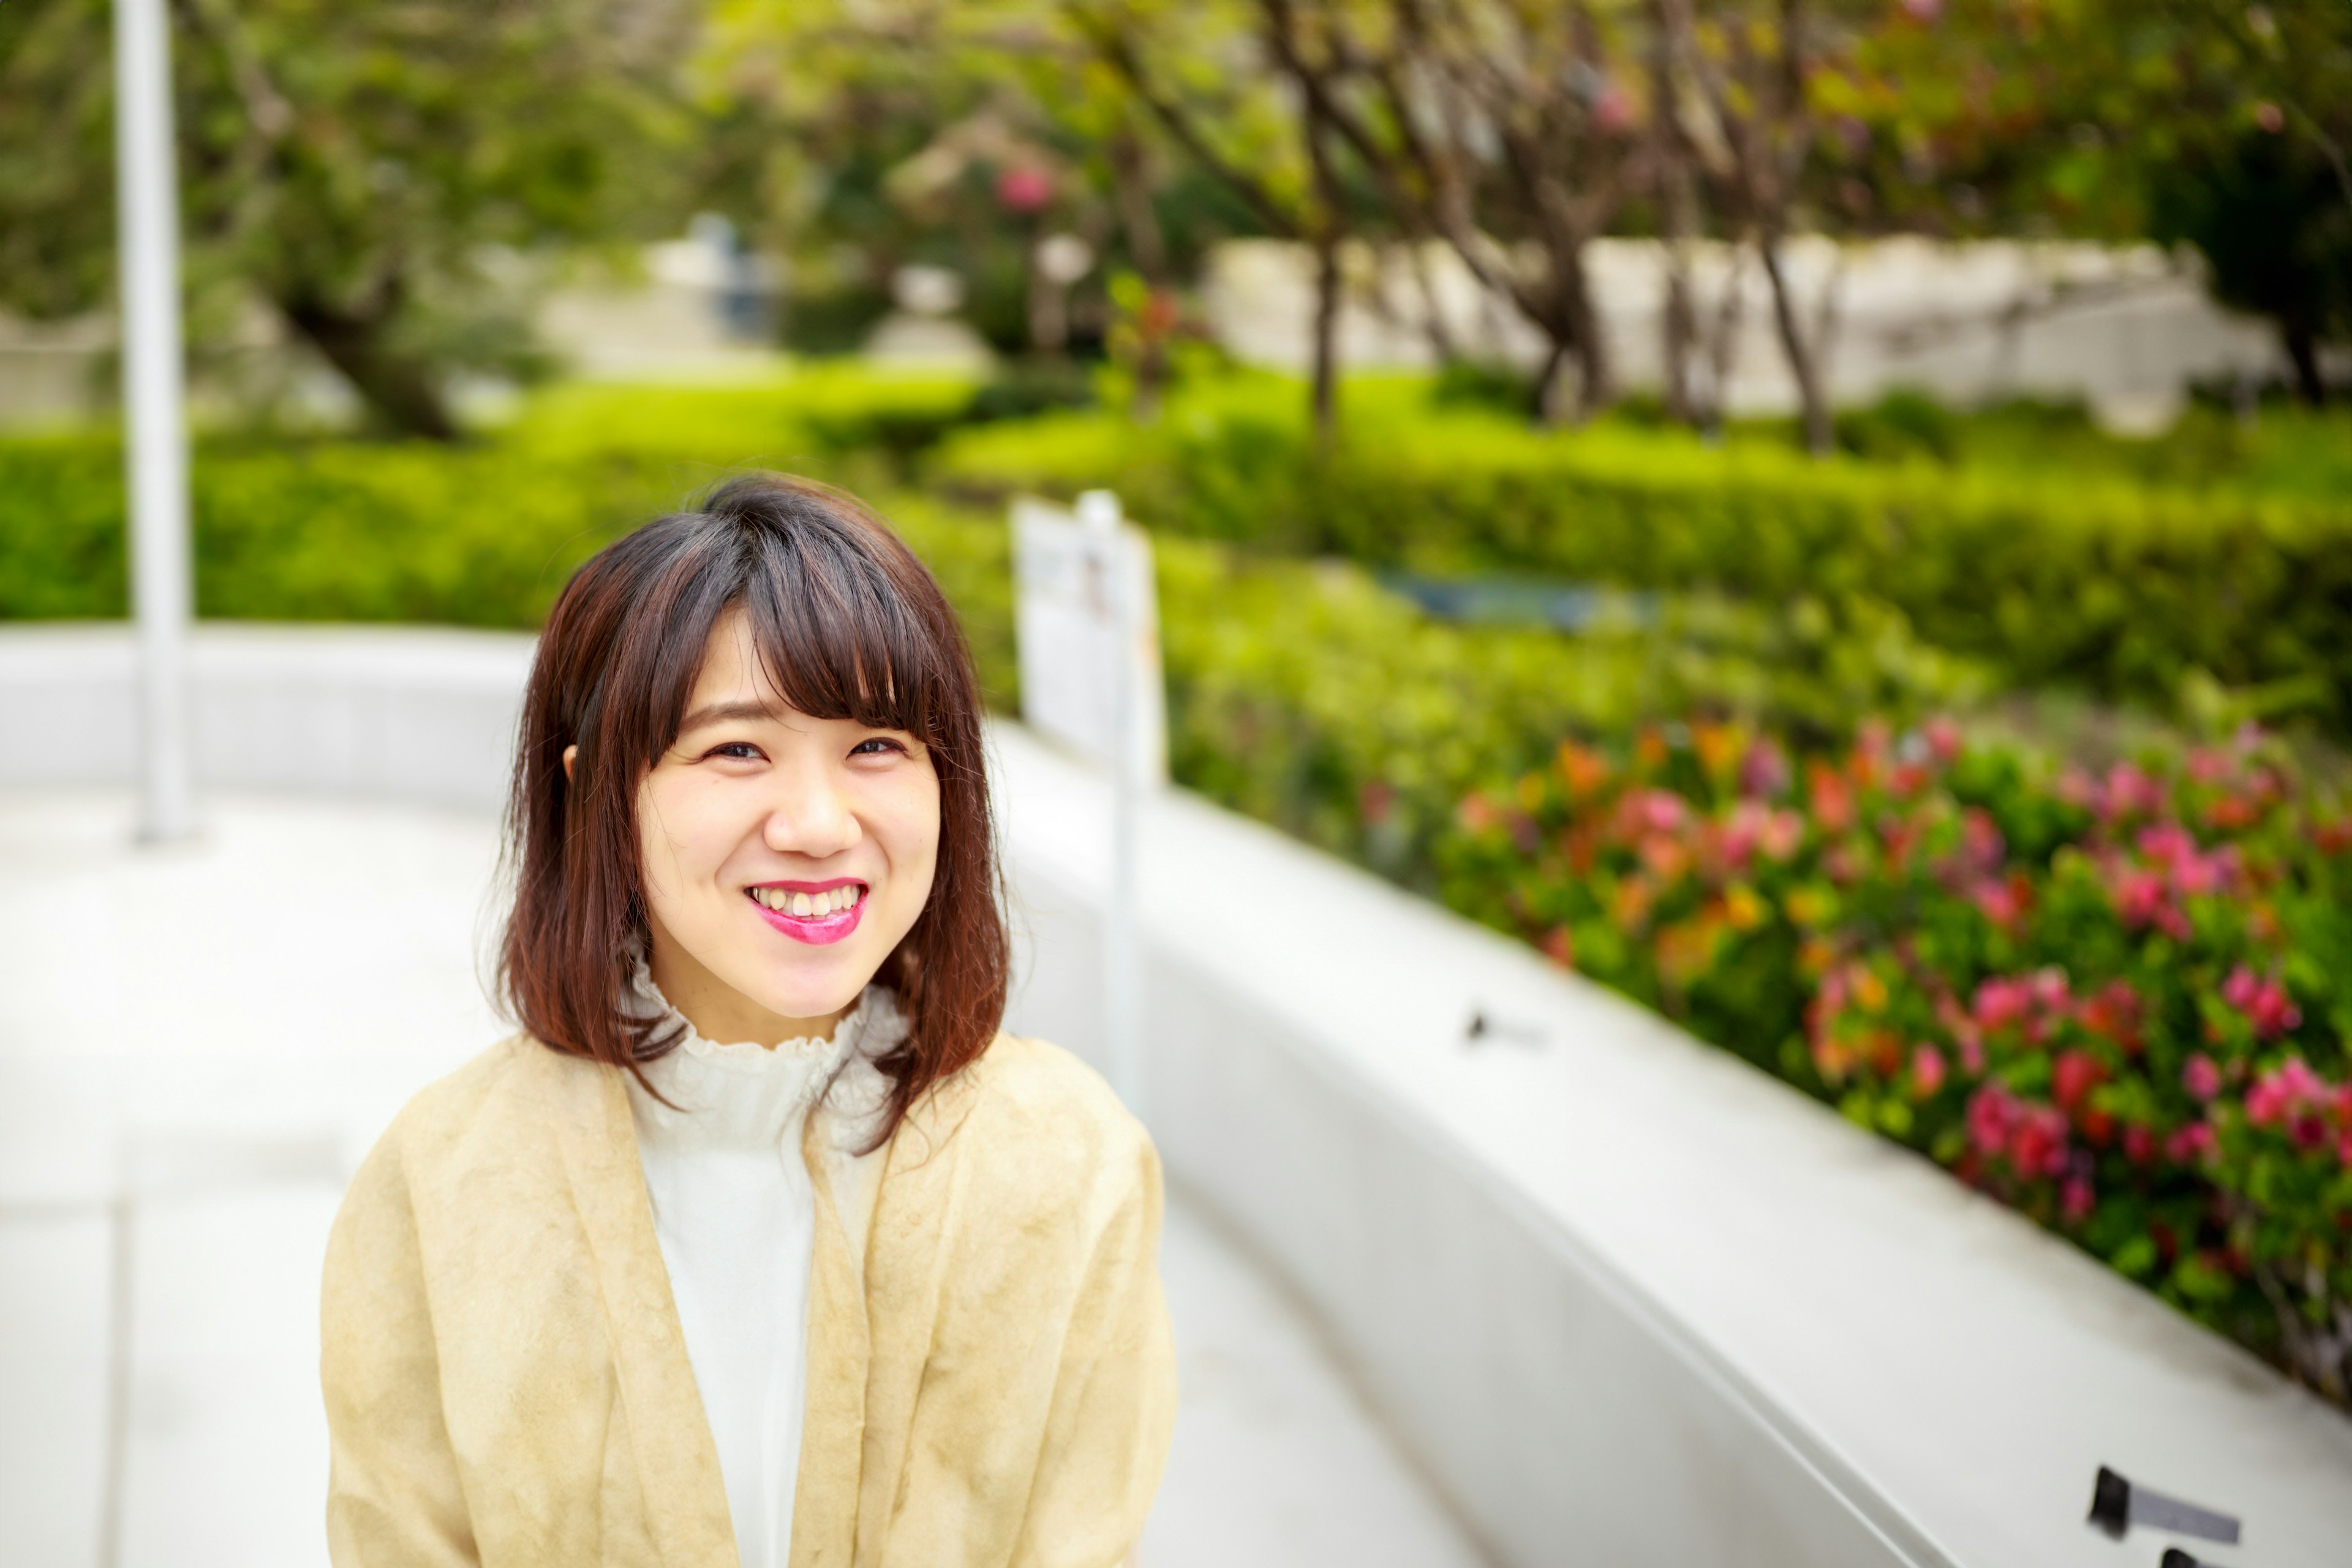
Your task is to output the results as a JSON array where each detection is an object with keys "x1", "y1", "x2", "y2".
[
  {"x1": 114, "y1": 0, "x2": 197, "y2": 842},
  {"x1": 1078, "y1": 489, "x2": 1145, "y2": 1118}
]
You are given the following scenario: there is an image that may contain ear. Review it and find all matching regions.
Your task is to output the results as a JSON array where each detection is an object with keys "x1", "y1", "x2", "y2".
[{"x1": 562, "y1": 744, "x2": 578, "y2": 782}]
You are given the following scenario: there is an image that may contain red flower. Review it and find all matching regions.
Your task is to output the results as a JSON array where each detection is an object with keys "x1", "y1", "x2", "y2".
[
  {"x1": 2076, "y1": 979, "x2": 2142, "y2": 1053},
  {"x1": 1807, "y1": 760, "x2": 1853, "y2": 834},
  {"x1": 2011, "y1": 1104, "x2": 2070, "y2": 1178},
  {"x1": 2053, "y1": 1050, "x2": 2104, "y2": 1114}
]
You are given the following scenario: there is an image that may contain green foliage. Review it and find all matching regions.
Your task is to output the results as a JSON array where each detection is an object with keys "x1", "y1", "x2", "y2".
[
  {"x1": 933, "y1": 376, "x2": 2352, "y2": 732},
  {"x1": 0, "y1": 374, "x2": 987, "y2": 625},
  {"x1": 0, "y1": 0, "x2": 699, "y2": 435}
]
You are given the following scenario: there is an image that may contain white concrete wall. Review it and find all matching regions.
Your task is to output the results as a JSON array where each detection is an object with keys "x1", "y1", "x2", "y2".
[
  {"x1": 6, "y1": 621, "x2": 2350, "y2": 1567},
  {"x1": 1202, "y1": 236, "x2": 2309, "y2": 433}
]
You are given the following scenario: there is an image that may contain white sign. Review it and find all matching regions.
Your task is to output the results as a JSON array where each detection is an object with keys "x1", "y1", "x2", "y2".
[{"x1": 1012, "y1": 492, "x2": 1167, "y2": 783}]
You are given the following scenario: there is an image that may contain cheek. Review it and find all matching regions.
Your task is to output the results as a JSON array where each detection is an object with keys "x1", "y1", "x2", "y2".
[
  {"x1": 636, "y1": 773, "x2": 732, "y2": 897},
  {"x1": 879, "y1": 774, "x2": 944, "y2": 899}
]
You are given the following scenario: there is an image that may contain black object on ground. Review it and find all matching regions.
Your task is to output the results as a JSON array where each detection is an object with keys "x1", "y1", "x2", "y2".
[{"x1": 2087, "y1": 1465, "x2": 2242, "y2": 1545}]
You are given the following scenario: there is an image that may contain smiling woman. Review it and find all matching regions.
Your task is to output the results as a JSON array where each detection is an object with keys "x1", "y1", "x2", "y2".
[{"x1": 319, "y1": 475, "x2": 1175, "y2": 1568}]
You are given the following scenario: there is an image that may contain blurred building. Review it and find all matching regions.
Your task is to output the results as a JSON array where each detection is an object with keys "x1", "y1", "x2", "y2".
[{"x1": 1204, "y1": 237, "x2": 2298, "y2": 434}]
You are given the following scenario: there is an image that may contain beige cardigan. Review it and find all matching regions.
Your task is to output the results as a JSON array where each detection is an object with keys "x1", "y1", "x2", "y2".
[{"x1": 320, "y1": 1030, "x2": 1177, "y2": 1567}]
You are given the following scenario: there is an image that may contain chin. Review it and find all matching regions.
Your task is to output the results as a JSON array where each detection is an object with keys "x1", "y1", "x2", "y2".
[{"x1": 748, "y1": 956, "x2": 875, "y2": 1022}]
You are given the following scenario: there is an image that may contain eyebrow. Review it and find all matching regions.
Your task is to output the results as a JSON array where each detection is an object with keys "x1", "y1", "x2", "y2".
[{"x1": 676, "y1": 699, "x2": 786, "y2": 733}]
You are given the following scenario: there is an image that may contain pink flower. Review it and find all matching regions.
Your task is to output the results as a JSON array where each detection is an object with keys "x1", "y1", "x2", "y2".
[
  {"x1": 2181, "y1": 1054, "x2": 2222, "y2": 1101},
  {"x1": 2164, "y1": 1122, "x2": 2216, "y2": 1163},
  {"x1": 1973, "y1": 975, "x2": 2032, "y2": 1033},
  {"x1": 2246, "y1": 1057, "x2": 2326, "y2": 1129},
  {"x1": 1758, "y1": 808, "x2": 1806, "y2": 862},
  {"x1": 2123, "y1": 1123, "x2": 2156, "y2": 1164},
  {"x1": 1911, "y1": 1044, "x2": 1947, "y2": 1098},
  {"x1": 995, "y1": 165, "x2": 1055, "y2": 213},
  {"x1": 1971, "y1": 876, "x2": 2025, "y2": 929},
  {"x1": 2101, "y1": 762, "x2": 2165, "y2": 823},
  {"x1": 1959, "y1": 808, "x2": 2004, "y2": 873},
  {"x1": 2062, "y1": 1175, "x2": 2096, "y2": 1223},
  {"x1": 2220, "y1": 965, "x2": 2301, "y2": 1039},
  {"x1": 1621, "y1": 788, "x2": 1687, "y2": 837},
  {"x1": 1740, "y1": 738, "x2": 1791, "y2": 799},
  {"x1": 1967, "y1": 1084, "x2": 2015, "y2": 1157},
  {"x1": 1923, "y1": 716, "x2": 1963, "y2": 764},
  {"x1": 2112, "y1": 869, "x2": 2168, "y2": 930}
]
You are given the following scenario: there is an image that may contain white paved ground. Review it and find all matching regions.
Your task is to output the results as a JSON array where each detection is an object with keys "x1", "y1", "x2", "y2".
[{"x1": 0, "y1": 791, "x2": 1483, "y2": 1568}]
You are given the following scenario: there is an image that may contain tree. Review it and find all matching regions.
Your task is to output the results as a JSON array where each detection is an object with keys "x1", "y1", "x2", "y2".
[
  {"x1": 1064, "y1": 0, "x2": 1361, "y2": 437},
  {"x1": 1242, "y1": 0, "x2": 1645, "y2": 424},
  {"x1": 0, "y1": 0, "x2": 698, "y2": 438},
  {"x1": 1834, "y1": 0, "x2": 2352, "y2": 406}
]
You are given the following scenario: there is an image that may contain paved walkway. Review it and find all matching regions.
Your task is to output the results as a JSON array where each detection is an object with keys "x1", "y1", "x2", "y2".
[{"x1": 0, "y1": 790, "x2": 1483, "y2": 1567}]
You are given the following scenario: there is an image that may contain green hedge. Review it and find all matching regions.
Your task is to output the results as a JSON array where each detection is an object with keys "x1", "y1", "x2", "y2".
[
  {"x1": 0, "y1": 374, "x2": 981, "y2": 628},
  {"x1": 932, "y1": 379, "x2": 2352, "y2": 734}
]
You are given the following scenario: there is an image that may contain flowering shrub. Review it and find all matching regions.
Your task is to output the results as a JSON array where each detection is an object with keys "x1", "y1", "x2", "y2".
[{"x1": 1440, "y1": 718, "x2": 2352, "y2": 1403}]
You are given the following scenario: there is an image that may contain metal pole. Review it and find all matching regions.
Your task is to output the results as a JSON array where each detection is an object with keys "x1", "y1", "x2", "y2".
[
  {"x1": 113, "y1": 0, "x2": 197, "y2": 842},
  {"x1": 1079, "y1": 490, "x2": 1145, "y2": 1118}
]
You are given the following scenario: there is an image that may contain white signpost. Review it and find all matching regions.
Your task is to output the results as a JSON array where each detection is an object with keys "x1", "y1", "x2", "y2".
[{"x1": 1013, "y1": 491, "x2": 1164, "y2": 1116}]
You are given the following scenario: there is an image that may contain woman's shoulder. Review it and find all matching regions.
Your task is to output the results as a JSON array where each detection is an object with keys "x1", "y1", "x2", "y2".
[
  {"x1": 366, "y1": 1033, "x2": 607, "y2": 1177},
  {"x1": 924, "y1": 1032, "x2": 1157, "y2": 1205}
]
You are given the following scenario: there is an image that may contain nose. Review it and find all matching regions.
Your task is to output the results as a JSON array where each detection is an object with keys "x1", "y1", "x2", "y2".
[{"x1": 760, "y1": 756, "x2": 861, "y2": 861}]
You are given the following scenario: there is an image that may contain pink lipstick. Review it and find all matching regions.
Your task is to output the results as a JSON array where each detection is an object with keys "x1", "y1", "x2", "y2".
[{"x1": 745, "y1": 878, "x2": 867, "y2": 946}]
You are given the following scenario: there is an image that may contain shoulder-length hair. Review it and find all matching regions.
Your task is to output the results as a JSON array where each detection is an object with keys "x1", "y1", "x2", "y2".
[{"x1": 499, "y1": 472, "x2": 1008, "y2": 1141}]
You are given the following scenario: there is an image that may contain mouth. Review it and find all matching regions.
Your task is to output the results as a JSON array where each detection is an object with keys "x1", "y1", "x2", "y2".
[{"x1": 745, "y1": 878, "x2": 869, "y2": 946}]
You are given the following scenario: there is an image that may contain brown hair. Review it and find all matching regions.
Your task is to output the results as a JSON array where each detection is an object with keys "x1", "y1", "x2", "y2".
[{"x1": 499, "y1": 472, "x2": 1008, "y2": 1141}]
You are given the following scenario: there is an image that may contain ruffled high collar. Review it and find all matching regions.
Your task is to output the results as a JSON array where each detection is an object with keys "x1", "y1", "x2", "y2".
[{"x1": 624, "y1": 956, "x2": 902, "y2": 1155}]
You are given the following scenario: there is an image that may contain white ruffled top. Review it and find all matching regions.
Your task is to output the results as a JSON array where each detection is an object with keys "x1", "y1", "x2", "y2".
[{"x1": 622, "y1": 960, "x2": 900, "y2": 1568}]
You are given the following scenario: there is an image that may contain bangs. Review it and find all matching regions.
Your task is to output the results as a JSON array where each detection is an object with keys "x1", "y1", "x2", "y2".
[{"x1": 734, "y1": 516, "x2": 943, "y2": 743}]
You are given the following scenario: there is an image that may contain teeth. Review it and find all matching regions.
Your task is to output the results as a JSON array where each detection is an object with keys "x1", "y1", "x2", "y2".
[{"x1": 752, "y1": 885, "x2": 862, "y2": 916}]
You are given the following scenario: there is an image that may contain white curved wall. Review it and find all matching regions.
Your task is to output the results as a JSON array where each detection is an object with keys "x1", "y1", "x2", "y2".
[{"x1": 5, "y1": 621, "x2": 2348, "y2": 1568}]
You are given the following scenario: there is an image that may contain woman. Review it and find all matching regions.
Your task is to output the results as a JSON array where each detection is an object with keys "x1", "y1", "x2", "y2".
[{"x1": 320, "y1": 474, "x2": 1176, "y2": 1567}]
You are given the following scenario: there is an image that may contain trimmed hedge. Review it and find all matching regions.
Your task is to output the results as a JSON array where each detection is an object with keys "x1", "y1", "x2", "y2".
[
  {"x1": 932, "y1": 379, "x2": 2352, "y2": 733},
  {"x1": 0, "y1": 373, "x2": 981, "y2": 629}
]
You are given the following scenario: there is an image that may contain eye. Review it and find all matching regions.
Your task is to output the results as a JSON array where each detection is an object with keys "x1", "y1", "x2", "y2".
[
  {"x1": 704, "y1": 741, "x2": 764, "y2": 762},
  {"x1": 851, "y1": 736, "x2": 908, "y2": 758}
]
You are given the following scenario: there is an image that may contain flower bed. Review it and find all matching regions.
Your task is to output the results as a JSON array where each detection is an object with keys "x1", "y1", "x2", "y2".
[{"x1": 1439, "y1": 718, "x2": 2352, "y2": 1403}]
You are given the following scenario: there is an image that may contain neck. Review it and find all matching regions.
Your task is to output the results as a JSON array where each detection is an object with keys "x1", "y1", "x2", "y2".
[{"x1": 644, "y1": 923, "x2": 848, "y2": 1049}]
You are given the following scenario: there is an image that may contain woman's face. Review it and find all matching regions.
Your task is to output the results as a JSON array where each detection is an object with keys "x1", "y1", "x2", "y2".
[{"x1": 630, "y1": 608, "x2": 941, "y2": 1044}]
